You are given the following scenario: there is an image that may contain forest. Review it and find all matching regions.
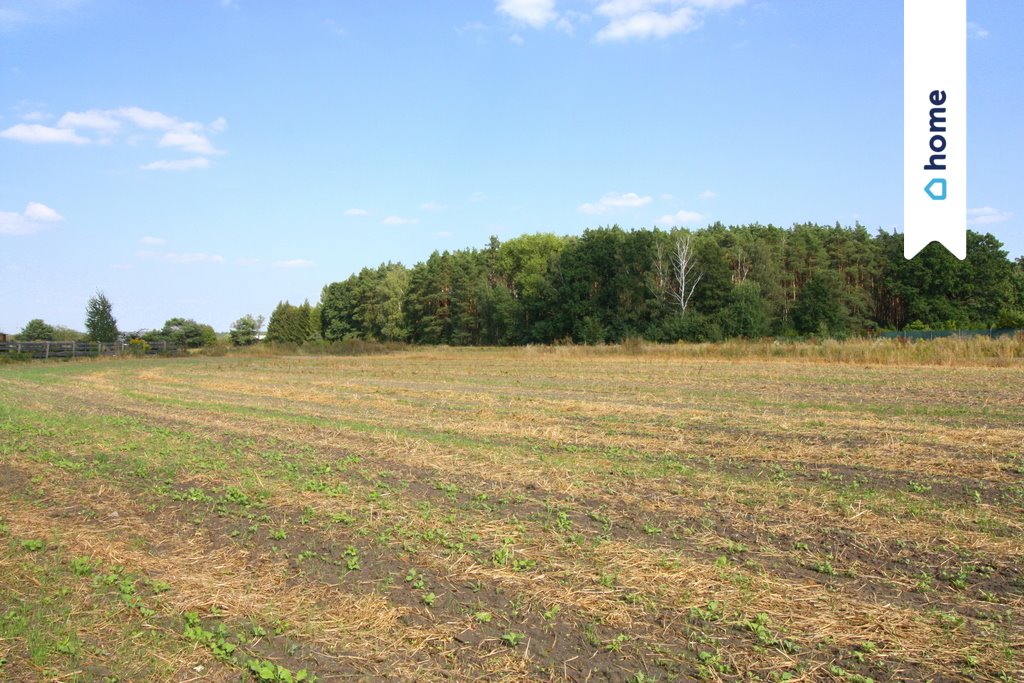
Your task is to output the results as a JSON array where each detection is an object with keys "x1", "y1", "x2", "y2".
[{"x1": 260, "y1": 223, "x2": 1024, "y2": 346}]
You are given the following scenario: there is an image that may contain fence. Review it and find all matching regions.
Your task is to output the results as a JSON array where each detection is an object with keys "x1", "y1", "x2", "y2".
[
  {"x1": 879, "y1": 328, "x2": 1022, "y2": 340},
  {"x1": 0, "y1": 340, "x2": 178, "y2": 360}
]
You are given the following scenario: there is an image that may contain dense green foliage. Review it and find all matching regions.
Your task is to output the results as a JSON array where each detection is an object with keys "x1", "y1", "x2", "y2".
[
  {"x1": 316, "y1": 224, "x2": 1021, "y2": 345},
  {"x1": 14, "y1": 323, "x2": 85, "y2": 342},
  {"x1": 145, "y1": 318, "x2": 217, "y2": 348},
  {"x1": 265, "y1": 301, "x2": 316, "y2": 345},
  {"x1": 229, "y1": 314, "x2": 265, "y2": 346},
  {"x1": 17, "y1": 319, "x2": 56, "y2": 341},
  {"x1": 50, "y1": 326, "x2": 85, "y2": 342},
  {"x1": 321, "y1": 263, "x2": 408, "y2": 342},
  {"x1": 84, "y1": 292, "x2": 119, "y2": 343}
]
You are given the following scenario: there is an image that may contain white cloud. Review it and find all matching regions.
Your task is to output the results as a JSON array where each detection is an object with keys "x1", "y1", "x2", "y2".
[
  {"x1": 594, "y1": 0, "x2": 744, "y2": 42},
  {"x1": 968, "y1": 21, "x2": 989, "y2": 39},
  {"x1": 554, "y1": 13, "x2": 580, "y2": 34},
  {"x1": 58, "y1": 109, "x2": 121, "y2": 131},
  {"x1": 4, "y1": 106, "x2": 227, "y2": 167},
  {"x1": 967, "y1": 206, "x2": 1011, "y2": 226},
  {"x1": 382, "y1": 215, "x2": 419, "y2": 225},
  {"x1": 274, "y1": 259, "x2": 315, "y2": 269},
  {"x1": 509, "y1": 33, "x2": 524, "y2": 44},
  {"x1": 657, "y1": 209, "x2": 704, "y2": 225},
  {"x1": 0, "y1": 123, "x2": 88, "y2": 144},
  {"x1": 140, "y1": 157, "x2": 211, "y2": 171},
  {"x1": 237, "y1": 257, "x2": 260, "y2": 266},
  {"x1": 22, "y1": 111, "x2": 49, "y2": 121},
  {"x1": 158, "y1": 131, "x2": 221, "y2": 155},
  {"x1": 114, "y1": 106, "x2": 183, "y2": 130},
  {"x1": 497, "y1": 0, "x2": 557, "y2": 28},
  {"x1": 0, "y1": 201, "x2": 63, "y2": 236},
  {"x1": 578, "y1": 191, "x2": 652, "y2": 214},
  {"x1": 344, "y1": 208, "x2": 369, "y2": 216},
  {"x1": 139, "y1": 236, "x2": 166, "y2": 246},
  {"x1": 596, "y1": 0, "x2": 656, "y2": 18},
  {"x1": 420, "y1": 201, "x2": 446, "y2": 211},
  {"x1": 24, "y1": 202, "x2": 63, "y2": 222},
  {"x1": 698, "y1": 189, "x2": 718, "y2": 200},
  {"x1": 596, "y1": 6, "x2": 699, "y2": 41}
]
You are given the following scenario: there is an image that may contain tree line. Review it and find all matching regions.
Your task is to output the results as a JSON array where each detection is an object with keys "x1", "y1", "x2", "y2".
[
  {"x1": 10, "y1": 223, "x2": 1022, "y2": 348},
  {"x1": 11, "y1": 293, "x2": 122, "y2": 343},
  {"x1": 259, "y1": 223, "x2": 1022, "y2": 347},
  {"x1": 10, "y1": 292, "x2": 220, "y2": 349}
]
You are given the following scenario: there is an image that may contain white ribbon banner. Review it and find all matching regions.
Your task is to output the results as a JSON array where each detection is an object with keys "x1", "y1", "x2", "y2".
[{"x1": 904, "y1": 0, "x2": 966, "y2": 259}]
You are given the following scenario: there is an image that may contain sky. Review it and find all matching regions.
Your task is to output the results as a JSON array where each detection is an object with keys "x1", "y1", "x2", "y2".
[{"x1": 1, "y1": 0, "x2": 1021, "y2": 333}]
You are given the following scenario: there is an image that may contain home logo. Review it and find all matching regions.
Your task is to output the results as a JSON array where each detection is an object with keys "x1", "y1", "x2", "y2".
[
  {"x1": 924, "y1": 88, "x2": 949, "y2": 201},
  {"x1": 925, "y1": 179, "x2": 946, "y2": 201},
  {"x1": 903, "y1": 0, "x2": 966, "y2": 259}
]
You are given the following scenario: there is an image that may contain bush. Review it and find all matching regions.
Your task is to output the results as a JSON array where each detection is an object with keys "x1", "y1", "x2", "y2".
[
  {"x1": 650, "y1": 313, "x2": 723, "y2": 343},
  {"x1": 318, "y1": 339, "x2": 406, "y2": 356},
  {"x1": 575, "y1": 316, "x2": 607, "y2": 345},
  {"x1": 720, "y1": 282, "x2": 770, "y2": 339},
  {"x1": 149, "y1": 318, "x2": 217, "y2": 348},
  {"x1": 996, "y1": 308, "x2": 1024, "y2": 329},
  {"x1": 230, "y1": 314, "x2": 265, "y2": 346},
  {"x1": 18, "y1": 319, "x2": 56, "y2": 341},
  {"x1": 792, "y1": 272, "x2": 850, "y2": 336},
  {"x1": 126, "y1": 338, "x2": 150, "y2": 356},
  {"x1": 198, "y1": 343, "x2": 229, "y2": 357}
]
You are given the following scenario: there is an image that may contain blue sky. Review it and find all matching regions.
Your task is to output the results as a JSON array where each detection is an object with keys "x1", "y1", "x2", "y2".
[{"x1": 1, "y1": 0, "x2": 1020, "y2": 333}]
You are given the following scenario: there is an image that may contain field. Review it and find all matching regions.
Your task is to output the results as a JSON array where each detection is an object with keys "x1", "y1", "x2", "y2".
[{"x1": 1, "y1": 345, "x2": 1022, "y2": 682}]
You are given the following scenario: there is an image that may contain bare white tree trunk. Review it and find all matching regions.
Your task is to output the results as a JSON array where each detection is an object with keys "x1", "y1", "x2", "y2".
[
  {"x1": 734, "y1": 246, "x2": 751, "y2": 284},
  {"x1": 671, "y1": 235, "x2": 702, "y2": 316}
]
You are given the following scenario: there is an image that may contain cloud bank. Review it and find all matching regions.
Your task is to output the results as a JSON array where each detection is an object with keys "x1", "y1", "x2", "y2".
[
  {"x1": 0, "y1": 202, "x2": 63, "y2": 236},
  {"x1": 0, "y1": 106, "x2": 227, "y2": 171}
]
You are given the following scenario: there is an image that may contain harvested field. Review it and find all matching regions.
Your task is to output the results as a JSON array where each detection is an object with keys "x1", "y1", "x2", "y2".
[{"x1": 1, "y1": 347, "x2": 1022, "y2": 682}]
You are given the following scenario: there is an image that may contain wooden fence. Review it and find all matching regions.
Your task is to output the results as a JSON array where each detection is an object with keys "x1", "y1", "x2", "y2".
[{"x1": 0, "y1": 340, "x2": 178, "y2": 359}]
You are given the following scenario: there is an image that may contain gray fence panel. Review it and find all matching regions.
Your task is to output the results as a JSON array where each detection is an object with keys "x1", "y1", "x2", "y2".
[{"x1": 0, "y1": 341, "x2": 179, "y2": 359}]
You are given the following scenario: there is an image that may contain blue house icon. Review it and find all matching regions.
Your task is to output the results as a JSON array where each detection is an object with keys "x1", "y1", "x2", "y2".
[{"x1": 925, "y1": 178, "x2": 947, "y2": 200}]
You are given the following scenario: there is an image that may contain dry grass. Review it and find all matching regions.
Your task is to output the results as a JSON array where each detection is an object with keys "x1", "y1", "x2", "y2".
[
  {"x1": 1, "y1": 345, "x2": 1021, "y2": 681},
  {"x1": 508, "y1": 334, "x2": 1024, "y2": 365}
]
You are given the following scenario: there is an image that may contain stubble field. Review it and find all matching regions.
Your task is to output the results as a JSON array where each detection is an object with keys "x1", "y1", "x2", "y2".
[{"x1": 0, "y1": 346, "x2": 1022, "y2": 682}]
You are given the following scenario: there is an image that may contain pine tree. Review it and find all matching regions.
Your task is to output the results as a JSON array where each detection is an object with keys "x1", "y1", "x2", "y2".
[
  {"x1": 229, "y1": 314, "x2": 264, "y2": 346},
  {"x1": 85, "y1": 291, "x2": 119, "y2": 342},
  {"x1": 18, "y1": 319, "x2": 56, "y2": 341},
  {"x1": 265, "y1": 301, "x2": 310, "y2": 344}
]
